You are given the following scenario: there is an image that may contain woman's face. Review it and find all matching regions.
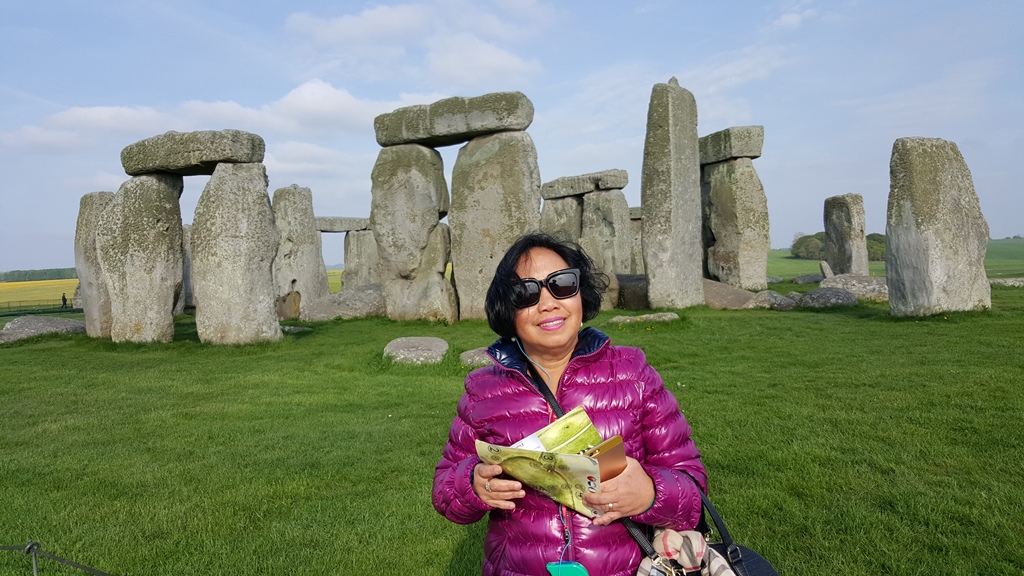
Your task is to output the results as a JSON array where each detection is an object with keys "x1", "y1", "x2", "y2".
[{"x1": 513, "y1": 247, "x2": 583, "y2": 359}]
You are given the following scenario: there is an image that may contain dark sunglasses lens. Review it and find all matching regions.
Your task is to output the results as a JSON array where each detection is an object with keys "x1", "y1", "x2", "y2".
[
  {"x1": 547, "y1": 271, "x2": 579, "y2": 299},
  {"x1": 512, "y1": 280, "x2": 541, "y2": 308}
]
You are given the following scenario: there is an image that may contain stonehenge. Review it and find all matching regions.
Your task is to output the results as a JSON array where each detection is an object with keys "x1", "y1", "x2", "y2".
[{"x1": 824, "y1": 193, "x2": 869, "y2": 275}]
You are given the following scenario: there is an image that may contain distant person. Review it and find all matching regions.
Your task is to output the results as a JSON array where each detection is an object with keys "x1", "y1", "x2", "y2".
[
  {"x1": 61, "y1": 293, "x2": 68, "y2": 309},
  {"x1": 433, "y1": 233, "x2": 707, "y2": 575}
]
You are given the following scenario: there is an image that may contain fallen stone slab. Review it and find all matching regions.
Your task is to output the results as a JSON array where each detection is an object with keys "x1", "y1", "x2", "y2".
[
  {"x1": 792, "y1": 273, "x2": 823, "y2": 285},
  {"x1": 540, "y1": 169, "x2": 629, "y2": 200},
  {"x1": 0, "y1": 316, "x2": 86, "y2": 343},
  {"x1": 702, "y1": 278, "x2": 755, "y2": 310},
  {"x1": 281, "y1": 325, "x2": 313, "y2": 334},
  {"x1": 374, "y1": 91, "x2": 534, "y2": 147},
  {"x1": 383, "y1": 336, "x2": 449, "y2": 364},
  {"x1": 743, "y1": 290, "x2": 796, "y2": 311},
  {"x1": 820, "y1": 275, "x2": 888, "y2": 302},
  {"x1": 121, "y1": 129, "x2": 265, "y2": 176},
  {"x1": 316, "y1": 217, "x2": 370, "y2": 233},
  {"x1": 605, "y1": 312, "x2": 680, "y2": 325},
  {"x1": 799, "y1": 287, "x2": 858, "y2": 308},
  {"x1": 460, "y1": 347, "x2": 492, "y2": 368},
  {"x1": 766, "y1": 276, "x2": 783, "y2": 284},
  {"x1": 990, "y1": 278, "x2": 1024, "y2": 287},
  {"x1": 699, "y1": 125, "x2": 763, "y2": 166}
]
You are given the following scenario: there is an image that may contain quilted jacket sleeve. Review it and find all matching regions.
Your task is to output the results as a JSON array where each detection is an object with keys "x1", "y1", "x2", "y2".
[
  {"x1": 627, "y1": 359, "x2": 707, "y2": 531},
  {"x1": 432, "y1": 384, "x2": 492, "y2": 524}
]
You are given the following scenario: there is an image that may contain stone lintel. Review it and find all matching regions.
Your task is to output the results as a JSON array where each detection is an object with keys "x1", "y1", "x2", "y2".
[
  {"x1": 316, "y1": 217, "x2": 370, "y2": 233},
  {"x1": 699, "y1": 125, "x2": 764, "y2": 166},
  {"x1": 121, "y1": 129, "x2": 265, "y2": 176},
  {"x1": 374, "y1": 91, "x2": 534, "y2": 148},
  {"x1": 540, "y1": 169, "x2": 629, "y2": 200},
  {"x1": 629, "y1": 206, "x2": 642, "y2": 220}
]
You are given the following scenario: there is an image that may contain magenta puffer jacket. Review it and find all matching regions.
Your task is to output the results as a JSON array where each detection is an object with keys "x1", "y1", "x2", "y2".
[{"x1": 433, "y1": 328, "x2": 707, "y2": 576}]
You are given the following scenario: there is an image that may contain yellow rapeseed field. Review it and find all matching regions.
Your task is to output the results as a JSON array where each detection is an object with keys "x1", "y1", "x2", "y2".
[{"x1": 0, "y1": 278, "x2": 80, "y2": 304}]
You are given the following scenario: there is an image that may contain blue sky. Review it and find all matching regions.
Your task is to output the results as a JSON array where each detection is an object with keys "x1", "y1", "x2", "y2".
[{"x1": 1, "y1": 0, "x2": 1021, "y2": 270}]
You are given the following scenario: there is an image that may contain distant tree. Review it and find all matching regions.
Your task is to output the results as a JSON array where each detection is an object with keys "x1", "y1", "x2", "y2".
[
  {"x1": 791, "y1": 232, "x2": 825, "y2": 260},
  {"x1": 0, "y1": 268, "x2": 78, "y2": 282},
  {"x1": 866, "y1": 233, "x2": 886, "y2": 261}
]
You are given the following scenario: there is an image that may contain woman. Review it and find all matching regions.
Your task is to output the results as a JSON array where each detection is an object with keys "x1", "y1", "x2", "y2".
[{"x1": 433, "y1": 233, "x2": 706, "y2": 576}]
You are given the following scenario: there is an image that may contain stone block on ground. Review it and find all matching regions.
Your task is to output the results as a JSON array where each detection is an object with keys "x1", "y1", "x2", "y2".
[
  {"x1": 702, "y1": 278, "x2": 755, "y2": 310},
  {"x1": 460, "y1": 347, "x2": 492, "y2": 368},
  {"x1": 540, "y1": 170, "x2": 629, "y2": 200},
  {"x1": 742, "y1": 290, "x2": 796, "y2": 311},
  {"x1": 605, "y1": 312, "x2": 680, "y2": 325},
  {"x1": 799, "y1": 287, "x2": 858, "y2": 308},
  {"x1": 0, "y1": 317, "x2": 87, "y2": 343},
  {"x1": 121, "y1": 129, "x2": 265, "y2": 176},
  {"x1": 699, "y1": 125, "x2": 764, "y2": 166},
  {"x1": 792, "y1": 273, "x2": 823, "y2": 284},
  {"x1": 820, "y1": 275, "x2": 888, "y2": 302},
  {"x1": 374, "y1": 91, "x2": 534, "y2": 147},
  {"x1": 383, "y1": 336, "x2": 449, "y2": 364}
]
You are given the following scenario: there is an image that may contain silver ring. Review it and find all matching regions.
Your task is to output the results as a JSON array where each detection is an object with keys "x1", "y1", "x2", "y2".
[{"x1": 485, "y1": 480, "x2": 492, "y2": 493}]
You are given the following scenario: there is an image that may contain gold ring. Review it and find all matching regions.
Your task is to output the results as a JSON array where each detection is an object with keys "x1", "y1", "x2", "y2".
[
  {"x1": 608, "y1": 502, "x2": 614, "y2": 511},
  {"x1": 485, "y1": 480, "x2": 492, "y2": 493}
]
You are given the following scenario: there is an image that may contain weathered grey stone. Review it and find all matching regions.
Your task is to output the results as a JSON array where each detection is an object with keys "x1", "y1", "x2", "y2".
[
  {"x1": 580, "y1": 190, "x2": 630, "y2": 310},
  {"x1": 342, "y1": 230, "x2": 382, "y2": 290},
  {"x1": 820, "y1": 275, "x2": 888, "y2": 302},
  {"x1": 74, "y1": 191, "x2": 115, "y2": 338},
  {"x1": 460, "y1": 347, "x2": 492, "y2": 368},
  {"x1": 606, "y1": 312, "x2": 679, "y2": 324},
  {"x1": 792, "y1": 274, "x2": 823, "y2": 284},
  {"x1": 95, "y1": 174, "x2": 183, "y2": 343},
  {"x1": 640, "y1": 78, "x2": 704, "y2": 308},
  {"x1": 191, "y1": 163, "x2": 281, "y2": 344},
  {"x1": 272, "y1": 185, "x2": 330, "y2": 321},
  {"x1": 886, "y1": 137, "x2": 990, "y2": 316},
  {"x1": 699, "y1": 126, "x2": 764, "y2": 166},
  {"x1": 539, "y1": 196, "x2": 584, "y2": 243},
  {"x1": 766, "y1": 276, "x2": 783, "y2": 284},
  {"x1": 374, "y1": 92, "x2": 534, "y2": 147},
  {"x1": 742, "y1": 290, "x2": 796, "y2": 311},
  {"x1": 450, "y1": 131, "x2": 542, "y2": 319},
  {"x1": 787, "y1": 291, "x2": 804, "y2": 305},
  {"x1": 0, "y1": 316, "x2": 86, "y2": 343},
  {"x1": 701, "y1": 158, "x2": 769, "y2": 290},
  {"x1": 823, "y1": 193, "x2": 869, "y2": 275},
  {"x1": 820, "y1": 260, "x2": 834, "y2": 278},
  {"x1": 990, "y1": 278, "x2": 1024, "y2": 287},
  {"x1": 799, "y1": 287, "x2": 858, "y2": 308},
  {"x1": 121, "y1": 130, "x2": 265, "y2": 176},
  {"x1": 173, "y1": 224, "x2": 194, "y2": 315},
  {"x1": 330, "y1": 283, "x2": 385, "y2": 319},
  {"x1": 316, "y1": 217, "x2": 371, "y2": 233},
  {"x1": 617, "y1": 274, "x2": 649, "y2": 310},
  {"x1": 629, "y1": 209, "x2": 644, "y2": 275},
  {"x1": 383, "y1": 336, "x2": 449, "y2": 364},
  {"x1": 370, "y1": 144, "x2": 457, "y2": 323},
  {"x1": 702, "y1": 278, "x2": 755, "y2": 310},
  {"x1": 281, "y1": 325, "x2": 313, "y2": 334},
  {"x1": 540, "y1": 170, "x2": 629, "y2": 200}
]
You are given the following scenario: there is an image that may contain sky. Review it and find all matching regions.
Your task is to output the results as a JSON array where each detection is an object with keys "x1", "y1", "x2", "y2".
[{"x1": 1, "y1": 0, "x2": 1021, "y2": 271}]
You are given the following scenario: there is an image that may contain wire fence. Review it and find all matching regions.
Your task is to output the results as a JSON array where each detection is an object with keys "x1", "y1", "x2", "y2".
[
  {"x1": 0, "y1": 541, "x2": 112, "y2": 576},
  {"x1": 0, "y1": 299, "x2": 79, "y2": 316}
]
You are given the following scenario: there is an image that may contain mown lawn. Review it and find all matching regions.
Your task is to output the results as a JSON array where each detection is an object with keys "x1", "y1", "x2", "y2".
[{"x1": 2, "y1": 287, "x2": 1023, "y2": 575}]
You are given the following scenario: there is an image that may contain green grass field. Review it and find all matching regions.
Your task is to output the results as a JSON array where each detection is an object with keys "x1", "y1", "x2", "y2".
[{"x1": 2, "y1": 287, "x2": 1024, "y2": 575}]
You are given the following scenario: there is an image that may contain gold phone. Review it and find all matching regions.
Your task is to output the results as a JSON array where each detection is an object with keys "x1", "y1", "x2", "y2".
[{"x1": 585, "y1": 435, "x2": 626, "y2": 481}]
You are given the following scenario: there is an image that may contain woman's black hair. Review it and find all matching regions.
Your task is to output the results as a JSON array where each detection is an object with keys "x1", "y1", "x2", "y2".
[{"x1": 485, "y1": 232, "x2": 609, "y2": 339}]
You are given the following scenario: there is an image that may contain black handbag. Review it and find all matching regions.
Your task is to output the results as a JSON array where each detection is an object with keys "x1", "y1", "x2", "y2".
[{"x1": 527, "y1": 367, "x2": 779, "y2": 576}]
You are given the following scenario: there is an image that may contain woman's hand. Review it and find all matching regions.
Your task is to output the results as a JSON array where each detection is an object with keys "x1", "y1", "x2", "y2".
[
  {"x1": 582, "y1": 457, "x2": 655, "y2": 526},
  {"x1": 473, "y1": 463, "x2": 525, "y2": 510}
]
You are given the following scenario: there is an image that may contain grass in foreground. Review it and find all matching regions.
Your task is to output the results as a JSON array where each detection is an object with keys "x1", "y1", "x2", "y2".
[{"x1": 2, "y1": 289, "x2": 1023, "y2": 575}]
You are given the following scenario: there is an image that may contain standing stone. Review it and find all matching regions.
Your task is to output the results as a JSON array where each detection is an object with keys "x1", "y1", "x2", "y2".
[
  {"x1": 370, "y1": 144, "x2": 457, "y2": 323},
  {"x1": 95, "y1": 174, "x2": 184, "y2": 343},
  {"x1": 640, "y1": 78, "x2": 704, "y2": 308},
  {"x1": 580, "y1": 189, "x2": 631, "y2": 309},
  {"x1": 886, "y1": 137, "x2": 990, "y2": 316},
  {"x1": 450, "y1": 131, "x2": 542, "y2": 319},
  {"x1": 343, "y1": 230, "x2": 382, "y2": 290},
  {"x1": 74, "y1": 191, "x2": 115, "y2": 338},
  {"x1": 191, "y1": 163, "x2": 281, "y2": 343},
  {"x1": 539, "y1": 196, "x2": 584, "y2": 243},
  {"x1": 701, "y1": 158, "x2": 769, "y2": 290},
  {"x1": 272, "y1": 184, "x2": 330, "y2": 321},
  {"x1": 629, "y1": 207, "x2": 644, "y2": 275},
  {"x1": 824, "y1": 193, "x2": 869, "y2": 275},
  {"x1": 173, "y1": 224, "x2": 194, "y2": 315}
]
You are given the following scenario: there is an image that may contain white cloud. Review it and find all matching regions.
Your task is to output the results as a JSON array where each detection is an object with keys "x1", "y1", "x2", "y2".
[
  {"x1": 48, "y1": 106, "x2": 174, "y2": 134},
  {"x1": 0, "y1": 125, "x2": 88, "y2": 150},
  {"x1": 426, "y1": 32, "x2": 542, "y2": 88},
  {"x1": 770, "y1": 9, "x2": 817, "y2": 31}
]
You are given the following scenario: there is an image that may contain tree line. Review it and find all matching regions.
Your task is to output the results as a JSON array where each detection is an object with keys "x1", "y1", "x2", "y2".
[
  {"x1": 0, "y1": 268, "x2": 78, "y2": 282},
  {"x1": 791, "y1": 233, "x2": 886, "y2": 261}
]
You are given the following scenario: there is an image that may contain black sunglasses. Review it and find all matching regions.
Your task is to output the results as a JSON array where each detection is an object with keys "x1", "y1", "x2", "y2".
[{"x1": 511, "y1": 268, "x2": 581, "y2": 309}]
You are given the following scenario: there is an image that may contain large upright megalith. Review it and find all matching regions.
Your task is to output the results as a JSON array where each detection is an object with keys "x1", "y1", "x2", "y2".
[
  {"x1": 191, "y1": 163, "x2": 282, "y2": 343},
  {"x1": 272, "y1": 184, "x2": 330, "y2": 320},
  {"x1": 824, "y1": 193, "x2": 869, "y2": 275},
  {"x1": 370, "y1": 144, "x2": 457, "y2": 323},
  {"x1": 640, "y1": 78, "x2": 704, "y2": 308},
  {"x1": 450, "y1": 130, "x2": 541, "y2": 319},
  {"x1": 74, "y1": 191, "x2": 115, "y2": 338},
  {"x1": 95, "y1": 174, "x2": 184, "y2": 343},
  {"x1": 886, "y1": 137, "x2": 990, "y2": 316}
]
